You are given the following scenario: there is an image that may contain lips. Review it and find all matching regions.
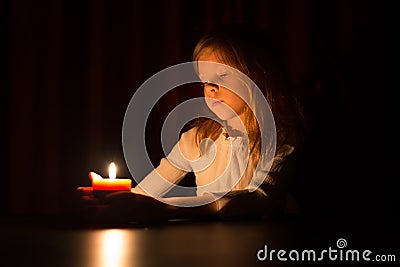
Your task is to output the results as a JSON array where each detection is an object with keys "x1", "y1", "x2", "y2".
[{"x1": 210, "y1": 99, "x2": 223, "y2": 107}]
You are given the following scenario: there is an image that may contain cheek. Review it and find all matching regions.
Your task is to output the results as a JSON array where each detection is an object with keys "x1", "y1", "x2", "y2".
[
  {"x1": 224, "y1": 89, "x2": 246, "y2": 111},
  {"x1": 232, "y1": 99, "x2": 247, "y2": 115},
  {"x1": 219, "y1": 75, "x2": 250, "y2": 103}
]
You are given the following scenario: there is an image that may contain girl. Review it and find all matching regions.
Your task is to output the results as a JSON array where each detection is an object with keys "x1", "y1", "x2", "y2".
[{"x1": 84, "y1": 24, "x2": 305, "y2": 224}]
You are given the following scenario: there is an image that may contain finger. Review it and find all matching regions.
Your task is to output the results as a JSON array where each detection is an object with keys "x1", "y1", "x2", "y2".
[
  {"x1": 82, "y1": 195, "x2": 98, "y2": 202},
  {"x1": 105, "y1": 191, "x2": 137, "y2": 204},
  {"x1": 76, "y1": 186, "x2": 93, "y2": 195}
]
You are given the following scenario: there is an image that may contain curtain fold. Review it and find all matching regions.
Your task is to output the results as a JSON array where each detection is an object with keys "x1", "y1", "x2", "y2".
[{"x1": 3, "y1": 0, "x2": 377, "y2": 214}]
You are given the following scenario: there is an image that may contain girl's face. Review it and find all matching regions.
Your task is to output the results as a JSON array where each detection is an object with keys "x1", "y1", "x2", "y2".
[{"x1": 197, "y1": 50, "x2": 248, "y2": 122}]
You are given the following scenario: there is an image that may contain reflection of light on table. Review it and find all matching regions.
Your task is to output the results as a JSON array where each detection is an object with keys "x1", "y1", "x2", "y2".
[
  {"x1": 88, "y1": 229, "x2": 138, "y2": 267},
  {"x1": 101, "y1": 230, "x2": 125, "y2": 267}
]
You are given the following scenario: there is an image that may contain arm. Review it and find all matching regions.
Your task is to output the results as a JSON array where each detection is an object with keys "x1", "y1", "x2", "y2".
[
  {"x1": 207, "y1": 144, "x2": 298, "y2": 220},
  {"x1": 95, "y1": 144, "x2": 296, "y2": 225},
  {"x1": 78, "y1": 142, "x2": 297, "y2": 225},
  {"x1": 100, "y1": 181, "x2": 281, "y2": 224},
  {"x1": 131, "y1": 157, "x2": 188, "y2": 197},
  {"x1": 132, "y1": 128, "x2": 198, "y2": 197},
  {"x1": 90, "y1": 172, "x2": 288, "y2": 226}
]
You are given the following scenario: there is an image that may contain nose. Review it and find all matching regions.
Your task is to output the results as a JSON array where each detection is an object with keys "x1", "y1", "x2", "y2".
[{"x1": 203, "y1": 82, "x2": 219, "y2": 96}]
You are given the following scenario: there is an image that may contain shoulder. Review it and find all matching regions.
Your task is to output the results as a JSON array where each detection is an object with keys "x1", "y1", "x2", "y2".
[
  {"x1": 179, "y1": 126, "x2": 198, "y2": 146},
  {"x1": 180, "y1": 126, "x2": 197, "y2": 139},
  {"x1": 178, "y1": 127, "x2": 200, "y2": 160}
]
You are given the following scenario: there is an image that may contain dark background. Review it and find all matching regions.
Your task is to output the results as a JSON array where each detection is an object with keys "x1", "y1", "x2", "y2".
[{"x1": 0, "y1": 0, "x2": 397, "y2": 227}]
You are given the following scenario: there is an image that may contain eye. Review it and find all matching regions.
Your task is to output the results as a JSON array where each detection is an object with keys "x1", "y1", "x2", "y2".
[{"x1": 217, "y1": 67, "x2": 232, "y2": 79}]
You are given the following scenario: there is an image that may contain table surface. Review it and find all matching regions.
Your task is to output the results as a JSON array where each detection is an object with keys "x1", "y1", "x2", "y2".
[{"x1": 0, "y1": 214, "x2": 398, "y2": 267}]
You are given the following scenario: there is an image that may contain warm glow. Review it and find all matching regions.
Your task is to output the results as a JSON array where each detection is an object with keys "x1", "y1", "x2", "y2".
[
  {"x1": 102, "y1": 230, "x2": 124, "y2": 267},
  {"x1": 86, "y1": 229, "x2": 140, "y2": 267},
  {"x1": 109, "y1": 162, "x2": 116, "y2": 179}
]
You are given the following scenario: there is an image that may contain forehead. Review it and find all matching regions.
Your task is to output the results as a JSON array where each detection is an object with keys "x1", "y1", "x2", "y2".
[
  {"x1": 197, "y1": 50, "x2": 232, "y2": 78},
  {"x1": 198, "y1": 49, "x2": 220, "y2": 63}
]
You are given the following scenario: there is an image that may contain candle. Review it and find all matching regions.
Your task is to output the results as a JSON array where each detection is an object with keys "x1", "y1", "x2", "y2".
[{"x1": 91, "y1": 162, "x2": 132, "y2": 191}]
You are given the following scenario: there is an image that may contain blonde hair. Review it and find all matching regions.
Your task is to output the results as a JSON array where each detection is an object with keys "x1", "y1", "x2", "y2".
[
  {"x1": 191, "y1": 24, "x2": 304, "y2": 169},
  {"x1": 192, "y1": 35, "x2": 262, "y2": 166}
]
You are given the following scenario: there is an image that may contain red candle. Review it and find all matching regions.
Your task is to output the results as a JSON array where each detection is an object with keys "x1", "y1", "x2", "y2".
[{"x1": 91, "y1": 162, "x2": 132, "y2": 191}]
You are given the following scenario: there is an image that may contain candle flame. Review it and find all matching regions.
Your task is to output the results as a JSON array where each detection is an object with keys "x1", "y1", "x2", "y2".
[{"x1": 109, "y1": 162, "x2": 116, "y2": 179}]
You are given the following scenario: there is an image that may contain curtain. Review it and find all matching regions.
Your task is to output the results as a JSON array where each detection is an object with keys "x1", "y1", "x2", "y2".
[{"x1": 2, "y1": 0, "x2": 390, "y2": 215}]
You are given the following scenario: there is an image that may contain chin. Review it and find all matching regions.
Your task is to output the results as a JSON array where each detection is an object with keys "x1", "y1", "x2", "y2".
[
  {"x1": 211, "y1": 109, "x2": 237, "y2": 121},
  {"x1": 206, "y1": 102, "x2": 238, "y2": 121}
]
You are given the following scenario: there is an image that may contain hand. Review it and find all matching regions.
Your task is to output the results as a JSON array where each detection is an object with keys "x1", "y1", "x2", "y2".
[
  {"x1": 74, "y1": 172, "x2": 174, "y2": 225},
  {"x1": 75, "y1": 172, "x2": 112, "y2": 204},
  {"x1": 75, "y1": 172, "x2": 102, "y2": 204},
  {"x1": 102, "y1": 192, "x2": 173, "y2": 225},
  {"x1": 75, "y1": 186, "x2": 101, "y2": 205}
]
